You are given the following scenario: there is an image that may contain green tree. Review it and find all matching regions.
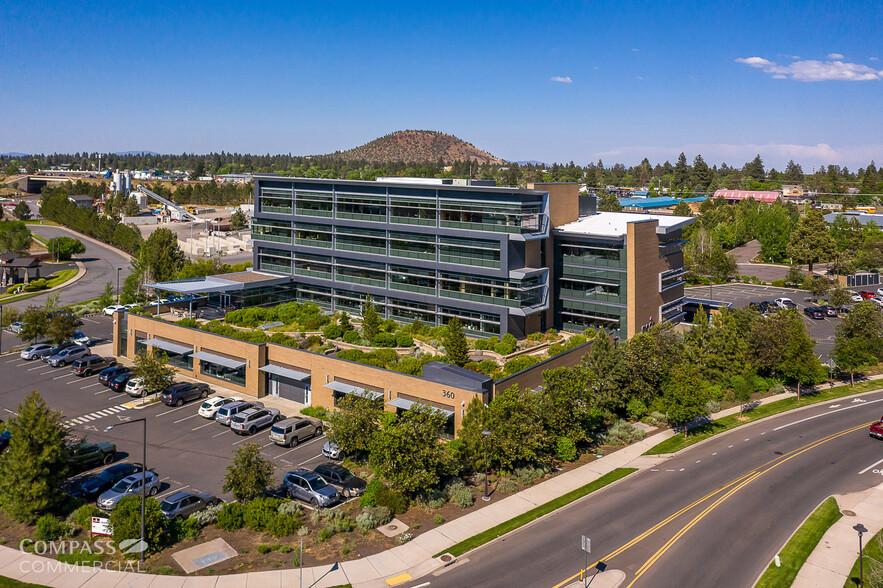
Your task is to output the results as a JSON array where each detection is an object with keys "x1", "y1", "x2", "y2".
[
  {"x1": 596, "y1": 189, "x2": 622, "y2": 212},
  {"x1": 230, "y1": 209, "x2": 247, "y2": 231},
  {"x1": 582, "y1": 331, "x2": 623, "y2": 416},
  {"x1": 453, "y1": 396, "x2": 487, "y2": 470},
  {"x1": 803, "y1": 276, "x2": 830, "y2": 301},
  {"x1": 756, "y1": 202, "x2": 796, "y2": 262},
  {"x1": 661, "y1": 363, "x2": 711, "y2": 438},
  {"x1": 370, "y1": 403, "x2": 451, "y2": 494},
  {"x1": 443, "y1": 317, "x2": 470, "y2": 367},
  {"x1": 0, "y1": 391, "x2": 69, "y2": 522},
  {"x1": 327, "y1": 393, "x2": 382, "y2": 455},
  {"x1": 0, "y1": 221, "x2": 32, "y2": 254},
  {"x1": 98, "y1": 282, "x2": 115, "y2": 309},
  {"x1": 685, "y1": 227, "x2": 737, "y2": 282},
  {"x1": 123, "y1": 197, "x2": 140, "y2": 217},
  {"x1": 19, "y1": 305, "x2": 49, "y2": 342},
  {"x1": 46, "y1": 311, "x2": 79, "y2": 343},
  {"x1": 109, "y1": 495, "x2": 167, "y2": 555},
  {"x1": 132, "y1": 350, "x2": 175, "y2": 397},
  {"x1": 833, "y1": 301, "x2": 883, "y2": 386},
  {"x1": 744, "y1": 154, "x2": 765, "y2": 181},
  {"x1": 693, "y1": 155, "x2": 711, "y2": 190},
  {"x1": 788, "y1": 209, "x2": 836, "y2": 277},
  {"x1": 361, "y1": 297, "x2": 381, "y2": 343},
  {"x1": 486, "y1": 385, "x2": 550, "y2": 470},
  {"x1": 139, "y1": 228, "x2": 184, "y2": 282},
  {"x1": 191, "y1": 160, "x2": 205, "y2": 180},
  {"x1": 540, "y1": 366, "x2": 600, "y2": 443},
  {"x1": 672, "y1": 200, "x2": 692, "y2": 217},
  {"x1": 222, "y1": 442, "x2": 276, "y2": 502},
  {"x1": 46, "y1": 236, "x2": 85, "y2": 261},
  {"x1": 12, "y1": 201, "x2": 31, "y2": 221},
  {"x1": 729, "y1": 374, "x2": 753, "y2": 417},
  {"x1": 829, "y1": 284, "x2": 851, "y2": 308},
  {"x1": 672, "y1": 152, "x2": 690, "y2": 190}
]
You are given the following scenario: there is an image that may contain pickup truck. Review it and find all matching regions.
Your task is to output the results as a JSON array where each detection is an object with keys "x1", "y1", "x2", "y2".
[{"x1": 68, "y1": 442, "x2": 116, "y2": 471}]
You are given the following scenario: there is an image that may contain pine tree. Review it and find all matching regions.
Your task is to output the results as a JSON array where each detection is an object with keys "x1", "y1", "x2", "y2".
[
  {"x1": 672, "y1": 200, "x2": 692, "y2": 217},
  {"x1": 0, "y1": 391, "x2": 69, "y2": 522},
  {"x1": 787, "y1": 209, "x2": 836, "y2": 276},
  {"x1": 444, "y1": 318, "x2": 470, "y2": 367},
  {"x1": 361, "y1": 297, "x2": 381, "y2": 343},
  {"x1": 744, "y1": 155, "x2": 765, "y2": 181},
  {"x1": 673, "y1": 153, "x2": 690, "y2": 191},
  {"x1": 693, "y1": 155, "x2": 711, "y2": 190}
]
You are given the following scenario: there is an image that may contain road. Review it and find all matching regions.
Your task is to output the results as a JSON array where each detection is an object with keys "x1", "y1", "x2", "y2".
[
  {"x1": 411, "y1": 391, "x2": 883, "y2": 588},
  {"x1": 3, "y1": 225, "x2": 133, "y2": 310}
]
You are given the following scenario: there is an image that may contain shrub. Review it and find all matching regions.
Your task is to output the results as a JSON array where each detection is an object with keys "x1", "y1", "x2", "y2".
[
  {"x1": 359, "y1": 480, "x2": 385, "y2": 508},
  {"x1": 244, "y1": 497, "x2": 282, "y2": 531},
  {"x1": 190, "y1": 503, "x2": 223, "y2": 527},
  {"x1": 502, "y1": 355, "x2": 540, "y2": 376},
  {"x1": 497, "y1": 478, "x2": 518, "y2": 494},
  {"x1": 257, "y1": 544, "x2": 271, "y2": 554},
  {"x1": 216, "y1": 502, "x2": 246, "y2": 531},
  {"x1": 277, "y1": 500, "x2": 301, "y2": 517},
  {"x1": 323, "y1": 324, "x2": 343, "y2": 340},
  {"x1": 397, "y1": 532, "x2": 414, "y2": 544},
  {"x1": 433, "y1": 514, "x2": 444, "y2": 525},
  {"x1": 356, "y1": 506, "x2": 391, "y2": 531},
  {"x1": 626, "y1": 398, "x2": 648, "y2": 421},
  {"x1": 375, "y1": 485, "x2": 409, "y2": 514},
  {"x1": 342, "y1": 330, "x2": 361, "y2": 344},
  {"x1": 705, "y1": 400, "x2": 721, "y2": 415},
  {"x1": 768, "y1": 382, "x2": 786, "y2": 394},
  {"x1": 771, "y1": 279, "x2": 786, "y2": 287},
  {"x1": 394, "y1": 332, "x2": 413, "y2": 347},
  {"x1": 171, "y1": 517, "x2": 201, "y2": 541},
  {"x1": 602, "y1": 420, "x2": 646, "y2": 446},
  {"x1": 266, "y1": 514, "x2": 301, "y2": 537},
  {"x1": 34, "y1": 514, "x2": 69, "y2": 542},
  {"x1": 373, "y1": 332, "x2": 396, "y2": 347},
  {"x1": 301, "y1": 406, "x2": 328, "y2": 420},
  {"x1": 449, "y1": 486, "x2": 474, "y2": 509},
  {"x1": 280, "y1": 545, "x2": 292, "y2": 553},
  {"x1": 74, "y1": 504, "x2": 100, "y2": 529},
  {"x1": 318, "y1": 528, "x2": 332, "y2": 542},
  {"x1": 645, "y1": 411, "x2": 668, "y2": 426},
  {"x1": 514, "y1": 466, "x2": 546, "y2": 486},
  {"x1": 555, "y1": 437, "x2": 578, "y2": 462}
]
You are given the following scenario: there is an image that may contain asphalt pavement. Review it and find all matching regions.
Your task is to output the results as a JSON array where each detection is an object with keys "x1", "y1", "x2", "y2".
[{"x1": 415, "y1": 390, "x2": 883, "y2": 588}]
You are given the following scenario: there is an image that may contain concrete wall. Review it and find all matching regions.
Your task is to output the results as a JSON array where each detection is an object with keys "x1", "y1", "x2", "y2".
[
  {"x1": 529, "y1": 183, "x2": 580, "y2": 227},
  {"x1": 492, "y1": 340, "x2": 592, "y2": 395}
]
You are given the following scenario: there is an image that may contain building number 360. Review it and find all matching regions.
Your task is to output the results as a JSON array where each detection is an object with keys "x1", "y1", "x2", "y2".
[{"x1": 441, "y1": 390, "x2": 455, "y2": 399}]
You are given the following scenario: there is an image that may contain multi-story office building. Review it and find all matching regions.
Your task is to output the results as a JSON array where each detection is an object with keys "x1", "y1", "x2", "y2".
[{"x1": 250, "y1": 176, "x2": 693, "y2": 339}]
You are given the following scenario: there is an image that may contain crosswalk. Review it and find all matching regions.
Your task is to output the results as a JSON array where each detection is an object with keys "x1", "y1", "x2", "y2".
[{"x1": 65, "y1": 404, "x2": 131, "y2": 427}]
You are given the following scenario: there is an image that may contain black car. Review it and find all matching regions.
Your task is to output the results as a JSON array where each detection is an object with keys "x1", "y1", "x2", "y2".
[
  {"x1": 99, "y1": 366, "x2": 131, "y2": 386},
  {"x1": 80, "y1": 463, "x2": 143, "y2": 500},
  {"x1": 0, "y1": 430, "x2": 10, "y2": 452},
  {"x1": 312, "y1": 462, "x2": 367, "y2": 498},
  {"x1": 108, "y1": 372, "x2": 135, "y2": 392},
  {"x1": 67, "y1": 442, "x2": 116, "y2": 472},
  {"x1": 804, "y1": 306, "x2": 826, "y2": 319},
  {"x1": 160, "y1": 382, "x2": 210, "y2": 407}
]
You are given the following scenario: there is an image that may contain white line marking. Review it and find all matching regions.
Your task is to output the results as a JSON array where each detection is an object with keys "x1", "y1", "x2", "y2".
[
  {"x1": 80, "y1": 415, "x2": 95, "y2": 422},
  {"x1": 156, "y1": 485, "x2": 189, "y2": 500},
  {"x1": 66, "y1": 378, "x2": 85, "y2": 385},
  {"x1": 262, "y1": 442, "x2": 276, "y2": 448},
  {"x1": 211, "y1": 430, "x2": 229, "y2": 438},
  {"x1": 679, "y1": 468, "x2": 685, "y2": 472},
  {"x1": 52, "y1": 374, "x2": 72, "y2": 380},
  {"x1": 696, "y1": 460, "x2": 701, "y2": 463},
  {"x1": 744, "y1": 438, "x2": 750, "y2": 441},
  {"x1": 173, "y1": 414, "x2": 198, "y2": 424},
  {"x1": 859, "y1": 457, "x2": 883, "y2": 475},
  {"x1": 94, "y1": 388, "x2": 111, "y2": 395},
  {"x1": 295, "y1": 454, "x2": 323, "y2": 467},
  {"x1": 192, "y1": 422, "x2": 214, "y2": 431},
  {"x1": 231, "y1": 435, "x2": 253, "y2": 446},
  {"x1": 650, "y1": 469, "x2": 659, "y2": 472},
  {"x1": 773, "y1": 398, "x2": 883, "y2": 431},
  {"x1": 712, "y1": 452, "x2": 717, "y2": 455},
  {"x1": 81, "y1": 383, "x2": 101, "y2": 389},
  {"x1": 728, "y1": 445, "x2": 734, "y2": 448},
  {"x1": 82, "y1": 318, "x2": 99, "y2": 324},
  {"x1": 273, "y1": 435, "x2": 325, "y2": 459},
  {"x1": 156, "y1": 405, "x2": 190, "y2": 417},
  {"x1": 27, "y1": 365, "x2": 45, "y2": 371}
]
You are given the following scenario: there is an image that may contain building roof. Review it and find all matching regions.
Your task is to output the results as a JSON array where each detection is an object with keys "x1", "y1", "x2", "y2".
[
  {"x1": 144, "y1": 270, "x2": 290, "y2": 294},
  {"x1": 618, "y1": 196, "x2": 707, "y2": 209},
  {"x1": 68, "y1": 195, "x2": 93, "y2": 202},
  {"x1": 554, "y1": 211, "x2": 694, "y2": 237},
  {"x1": 421, "y1": 361, "x2": 493, "y2": 393},
  {"x1": 713, "y1": 189, "x2": 781, "y2": 203},
  {"x1": 823, "y1": 211, "x2": 883, "y2": 226},
  {"x1": 0, "y1": 256, "x2": 39, "y2": 268},
  {"x1": 253, "y1": 175, "x2": 547, "y2": 197}
]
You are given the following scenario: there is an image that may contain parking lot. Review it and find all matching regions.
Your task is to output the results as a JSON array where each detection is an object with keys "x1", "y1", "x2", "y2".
[
  {"x1": 685, "y1": 282, "x2": 871, "y2": 361},
  {"x1": 0, "y1": 316, "x2": 326, "y2": 503}
]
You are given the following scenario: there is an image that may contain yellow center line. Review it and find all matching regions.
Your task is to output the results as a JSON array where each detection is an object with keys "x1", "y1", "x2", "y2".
[
  {"x1": 551, "y1": 421, "x2": 873, "y2": 588},
  {"x1": 623, "y1": 421, "x2": 872, "y2": 588}
]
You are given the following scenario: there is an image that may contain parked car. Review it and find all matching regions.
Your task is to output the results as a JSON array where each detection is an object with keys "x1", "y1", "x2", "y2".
[
  {"x1": 852, "y1": 292, "x2": 865, "y2": 303},
  {"x1": 102, "y1": 305, "x2": 126, "y2": 316},
  {"x1": 47, "y1": 345, "x2": 89, "y2": 367},
  {"x1": 269, "y1": 417, "x2": 323, "y2": 447},
  {"x1": 98, "y1": 366, "x2": 130, "y2": 386},
  {"x1": 312, "y1": 463, "x2": 366, "y2": 498},
  {"x1": 71, "y1": 355, "x2": 116, "y2": 376},
  {"x1": 230, "y1": 407, "x2": 281, "y2": 435},
  {"x1": 71, "y1": 330, "x2": 92, "y2": 346},
  {"x1": 125, "y1": 378, "x2": 147, "y2": 398},
  {"x1": 40, "y1": 343, "x2": 76, "y2": 362},
  {"x1": 109, "y1": 372, "x2": 134, "y2": 392},
  {"x1": 804, "y1": 306, "x2": 826, "y2": 319},
  {"x1": 870, "y1": 418, "x2": 883, "y2": 440},
  {"x1": 215, "y1": 401, "x2": 264, "y2": 426},
  {"x1": 282, "y1": 468, "x2": 340, "y2": 508},
  {"x1": 198, "y1": 396, "x2": 242, "y2": 419},
  {"x1": 20, "y1": 343, "x2": 52, "y2": 361},
  {"x1": 67, "y1": 442, "x2": 116, "y2": 471},
  {"x1": 872, "y1": 297, "x2": 883, "y2": 307},
  {"x1": 775, "y1": 298, "x2": 796, "y2": 309},
  {"x1": 80, "y1": 463, "x2": 143, "y2": 500},
  {"x1": 818, "y1": 305, "x2": 838, "y2": 317},
  {"x1": 160, "y1": 382, "x2": 210, "y2": 406},
  {"x1": 322, "y1": 440, "x2": 341, "y2": 460},
  {"x1": 97, "y1": 472, "x2": 160, "y2": 510},
  {"x1": 860, "y1": 290, "x2": 876, "y2": 299},
  {"x1": 0, "y1": 429, "x2": 11, "y2": 453},
  {"x1": 159, "y1": 490, "x2": 218, "y2": 520},
  {"x1": 9, "y1": 322, "x2": 23, "y2": 334}
]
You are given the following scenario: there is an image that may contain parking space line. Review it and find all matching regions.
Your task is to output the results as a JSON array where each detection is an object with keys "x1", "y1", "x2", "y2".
[
  {"x1": 81, "y1": 383, "x2": 101, "y2": 389},
  {"x1": 173, "y1": 414, "x2": 199, "y2": 424},
  {"x1": 294, "y1": 454, "x2": 322, "y2": 467},
  {"x1": 52, "y1": 373, "x2": 74, "y2": 380},
  {"x1": 156, "y1": 405, "x2": 191, "y2": 417},
  {"x1": 156, "y1": 485, "x2": 190, "y2": 500},
  {"x1": 211, "y1": 430, "x2": 230, "y2": 438},
  {"x1": 231, "y1": 435, "x2": 254, "y2": 446},
  {"x1": 82, "y1": 318, "x2": 99, "y2": 324},
  {"x1": 80, "y1": 415, "x2": 95, "y2": 422},
  {"x1": 27, "y1": 365, "x2": 46, "y2": 371},
  {"x1": 192, "y1": 422, "x2": 214, "y2": 431},
  {"x1": 66, "y1": 379, "x2": 86, "y2": 385},
  {"x1": 859, "y1": 457, "x2": 883, "y2": 475},
  {"x1": 94, "y1": 388, "x2": 111, "y2": 395},
  {"x1": 273, "y1": 435, "x2": 325, "y2": 459},
  {"x1": 262, "y1": 442, "x2": 276, "y2": 448}
]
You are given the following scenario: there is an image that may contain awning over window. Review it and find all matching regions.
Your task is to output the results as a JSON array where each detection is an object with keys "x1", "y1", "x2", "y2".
[
  {"x1": 139, "y1": 338, "x2": 192, "y2": 356},
  {"x1": 324, "y1": 381, "x2": 383, "y2": 400},
  {"x1": 190, "y1": 351, "x2": 246, "y2": 370},
  {"x1": 259, "y1": 364, "x2": 311, "y2": 382},
  {"x1": 387, "y1": 397, "x2": 454, "y2": 418}
]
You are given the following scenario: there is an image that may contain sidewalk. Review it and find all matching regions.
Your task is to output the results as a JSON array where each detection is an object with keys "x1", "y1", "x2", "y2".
[{"x1": 793, "y1": 483, "x2": 883, "y2": 587}]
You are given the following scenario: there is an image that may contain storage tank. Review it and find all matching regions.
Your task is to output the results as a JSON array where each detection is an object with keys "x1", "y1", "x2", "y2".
[
  {"x1": 123, "y1": 173, "x2": 132, "y2": 193},
  {"x1": 112, "y1": 172, "x2": 123, "y2": 193}
]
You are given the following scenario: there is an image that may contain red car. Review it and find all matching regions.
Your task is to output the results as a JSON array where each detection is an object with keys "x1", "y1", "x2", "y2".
[
  {"x1": 870, "y1": 419, "x2": 883, "y2": 439},
  {"x1": 860, "y1": 291, "x2": 876, "y2": 299}
]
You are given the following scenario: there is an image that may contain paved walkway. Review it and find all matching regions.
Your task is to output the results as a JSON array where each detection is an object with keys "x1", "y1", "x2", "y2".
[
  {"x1": 0, "y1": 384, "x2": 841, "y2": 588},
  {"x1": 793, "y1": 483, "x2": 883, "y2": 588}
]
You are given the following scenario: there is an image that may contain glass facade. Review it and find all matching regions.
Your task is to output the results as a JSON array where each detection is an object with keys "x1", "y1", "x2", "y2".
[
  {"x1": 438, "y1": 237, "x2": 500, "y2": 268},
  {"x1": 252, "y1": 219, "x2": 292, "y2": 244},
  {"x1": 200, "y1": 360, "x2": 246, "y2": 386},
  {"x1": 558, "y1": 238, "x2": 627, "y2": 336}
]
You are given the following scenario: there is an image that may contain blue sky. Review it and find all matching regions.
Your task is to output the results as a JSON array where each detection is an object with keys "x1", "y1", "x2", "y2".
[{"x1": 1, "y1": 0, "x2": 881, "y2": 169}]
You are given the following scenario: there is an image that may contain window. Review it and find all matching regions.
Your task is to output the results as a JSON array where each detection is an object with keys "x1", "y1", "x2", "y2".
[
  {"x1": 259, "y1": 186, "x2": 293, "y2": 214},
  {"x1": 335, "y1": 259, "x2": 386, "y2": 288},
  {"x1": 294, "y1": 254, "x2": 332, "y2": 279},
  {"x1": 660, "y1": 267, "x2": 687, "y2": 292},
  {"x1": 437, "y1": 307, "x2": 500, "y2": 335},
  {"x1": 297, "y1": 285, "x2": 332, "y2": 308},
  {"x1": 295, "y1": 191, "x2": 333, "y2": 217},
  {"x1": 389, "y1": 198, "x2": 436, "y2": 226},
  {"x1": 438, "y1": 196, "x2": 545, "y2": 234},
  {"x1": 200, "y1": 361, "x2": 246, "y2": 386},
  {"x1": 438, "y1": 237, "x2": 500, "y2": 268},
  {"x1": 336, "y1": 227, "x2": 387, "y2": 255},
  {"x1": 561, "y1": 243, "x2": 624, "y2": 267},
  {"x1": 388, "y1": 298, "x2": 437, "y2": 324},
  {"x1": 389, "y1": 265, "x2": 436, "y2": 295},
  {"x1": 389, "y1": 232, "x2": 436, "y2": 260},
  {"x1": 559, "y1": 278, "x2": 622, "y2": 302},
  {"x1": 257, "y1": 248, "x2": 292, "y2": 274},
  {"x1": 336, "y1": 193, "x2": 387, "y2": 222},
  {"x1": 439, "y1": 272, "x2": 546, "y2": 308},
  {"x1": 293, "y1": 223, "x2": 332, "y2": 248},
  {"x1": 252, "y1": 219, "x2": 292, "y2": 244}
]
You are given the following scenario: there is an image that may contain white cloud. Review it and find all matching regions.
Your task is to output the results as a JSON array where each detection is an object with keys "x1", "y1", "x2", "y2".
[
  {"x1": 735, "y1": 55, "x2": 883, "y2": 81},
  {"x1": 550, "y1": 76, "x2": 573, "y2": 83},
  {"x1": 828, "y1": 53, "x2": 845, "y2": 59},
  {"x1": 593, "y1": 66, "x2": 599, "y2": 70},
  {"x1": 631, "y1": 48, "x2": 640, "y2": 52},
  {"x1": 871, "y1": 57, "x2": 879, "y2": 62},
  {"x1": 636, "y1": 76, "x2": 644, "y2": 80}
]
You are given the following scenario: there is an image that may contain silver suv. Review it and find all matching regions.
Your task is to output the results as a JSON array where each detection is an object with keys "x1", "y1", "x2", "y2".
[
  {"x1": 230, "y1": 407, "x2": 281, "y2": 435},
  {"x1": 283, "y1": 468, "x2": 340, "y2": 508},
  {"x1": 47, "y1": 345, "x2": 90, "y2": 367},
  {"x1": 215, "y1": 401, "x2": 264, "y2": 426},
  {"x1": 97, "y1": 471, "x2": 160, "y2": 510},
  {"x1": 269, "y1": 417, "x2": 323, "y2": 447}
]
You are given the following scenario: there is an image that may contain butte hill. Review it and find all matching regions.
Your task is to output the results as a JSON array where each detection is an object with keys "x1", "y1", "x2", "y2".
[{"x1": 325, "y1": 130, "x2": 505, "y2": 165}]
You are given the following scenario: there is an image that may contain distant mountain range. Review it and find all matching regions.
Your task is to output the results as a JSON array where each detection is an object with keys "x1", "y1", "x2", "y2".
[
  {"x1": 514, "y1": 160, "x2": 546, "y2": 166},
  {"x1": 326, "y1": 130, "x2": 504, "y2": 165},
  {"x1": 114, "y1": 151, "x2": 159, "y2": 156},
  {"x1": 0, "y1": 152, "x2": 29, "y2": 157}
]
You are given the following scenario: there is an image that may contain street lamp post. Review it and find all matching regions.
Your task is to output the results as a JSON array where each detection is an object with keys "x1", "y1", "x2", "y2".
[
  {"x1": 104, "y1": 418, "x2": 148, "y2": 563},
  {"x1": 855, "y1": 523, "x2": 868, "y2": 586},
  {"x1": 116, "y1": 268, "x2": 122, "y2": 303},
  {"x1": 482, "y1": 430, "x2": 491, "y2": 501}
]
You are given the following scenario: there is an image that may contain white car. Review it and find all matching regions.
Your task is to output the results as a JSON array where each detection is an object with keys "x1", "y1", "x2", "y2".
[
  {"x1": 775, "y1": 297, "x2": 796, "y2": 309},
  {"x1": 71, "y1": 330, "x2": 91, "y2": 346},
  {"x1": 871, "y1": 297, "x2": 883, "y2": 307},
  {"x1": 198, "y1": 396, "x2": 242, "y2": 419},
  {"x1": 125, "y1": 378, "x2": 146, "y2": 397},
  {"x1": 852, "y1": 292, "x2": 864, "y2": 303},
  {"x1": 876, "y1": 288, "x2": 883, "y2": 298},
  {"x1": 102, "y1": 305, "x2": 126, "y2": 316}
]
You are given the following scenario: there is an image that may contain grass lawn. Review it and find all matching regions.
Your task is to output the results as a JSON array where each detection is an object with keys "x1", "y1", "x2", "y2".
[
  {"x1": 0, "y1": 269, "x2": 79, "y2": 306},
  {"x1": 645, "y1": 381, "x2": 883, "y2": 455},
  {"x1": 435, "y1": 468, "x2": 636, "y2": 558},
  {"x1": 0, "y1": 577, "x2": 46, "y2": 588},
  {"x1": 755, "y1": 497, "x2": 842, "y2": 588},
  {"x1": 844, "y1": 526, "x2": 883, "y2": 587}
]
